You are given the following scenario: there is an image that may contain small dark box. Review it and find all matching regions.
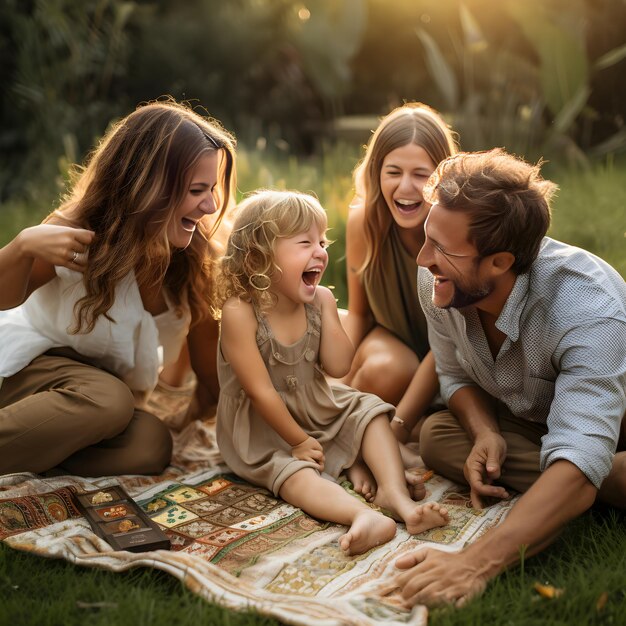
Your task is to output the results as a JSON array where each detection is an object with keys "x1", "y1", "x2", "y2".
[{"x1": 74, "y1": 486, "x2": 170, "y2": 553}]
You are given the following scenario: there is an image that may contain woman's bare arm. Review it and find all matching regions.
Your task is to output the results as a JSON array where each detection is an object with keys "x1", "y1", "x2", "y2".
[{"x1": 0, "y1": 224, "x2": 94, "y2": 310}]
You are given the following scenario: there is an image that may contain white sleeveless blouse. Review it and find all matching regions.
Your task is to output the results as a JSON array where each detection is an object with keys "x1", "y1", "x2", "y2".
[{"x1": 0, "y1": 266, "x2": 190, "y2": 394}]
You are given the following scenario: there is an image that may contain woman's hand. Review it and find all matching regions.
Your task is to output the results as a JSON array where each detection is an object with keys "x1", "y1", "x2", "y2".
[
  {"x1": 291, "y1": 436, "x2": 325, "y2": 471},
  {"x1": 17, "y1": 224, "x2": 95, "y2": 272}
]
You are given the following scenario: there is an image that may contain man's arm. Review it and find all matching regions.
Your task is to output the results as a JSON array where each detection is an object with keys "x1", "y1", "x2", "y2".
[
  {"x1": 540, "y1": 318, "x2": 626, "y2": 489},
  {"x1": 393, "y1": 459, "x2": 596, "y2": 607}
]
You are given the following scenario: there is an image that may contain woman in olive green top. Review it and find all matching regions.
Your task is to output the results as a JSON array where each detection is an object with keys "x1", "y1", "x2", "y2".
[{"x1": 341, "y1": 103, "x2": 458, "y2": 498}]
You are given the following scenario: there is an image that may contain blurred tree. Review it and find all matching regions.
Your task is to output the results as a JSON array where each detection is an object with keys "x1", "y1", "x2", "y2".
[
  {"x1": 125, "y1": 0, "x2": 366, "y2": 152},
  {"x1": 0, "y1": 0, "x2": 133, "y2": 202},
  {"x1": 409, "y1": 0, "x2": 626, "y2": 161},
  {"x1": 1, "y1": 0, "x2": 623, "y2": 204},
  {"x1": 582, "y1": 0, "x2": 626, "y2": 152}
]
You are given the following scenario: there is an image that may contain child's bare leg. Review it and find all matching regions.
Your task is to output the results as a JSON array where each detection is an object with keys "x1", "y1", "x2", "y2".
[
  {"x1": 362, "y1": 415, "x2": 449, "y2": 534},
  {"x1": 396, "y1": 441, "x2": 427, "y2": 500},
  {"x1": 399, "y1": 441, "x2": 421, "y2": 469},
  {"x1": 345, "y1": 455, "x2": 376, "y2": 501},
  {"x1": 279, "y1": 468, "x2": 396, "y2": 555}
]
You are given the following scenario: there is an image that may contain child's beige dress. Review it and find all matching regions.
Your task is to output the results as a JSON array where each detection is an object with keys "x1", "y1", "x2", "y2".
[{"x1": 216, "y1": 304, "x2": 395, "y2": 496}]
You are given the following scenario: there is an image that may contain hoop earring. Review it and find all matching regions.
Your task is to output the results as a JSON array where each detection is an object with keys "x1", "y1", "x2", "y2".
[{"x1": 249, "y1": 273, "x2": 271, "y2": 291}]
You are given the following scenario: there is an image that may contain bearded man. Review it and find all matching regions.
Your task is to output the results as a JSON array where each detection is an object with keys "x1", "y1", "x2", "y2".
[{"x1": 395, "y1": 148, "x2": 626, "y2": 607}]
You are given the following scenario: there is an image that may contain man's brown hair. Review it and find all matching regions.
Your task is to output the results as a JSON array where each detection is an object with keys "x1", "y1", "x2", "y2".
[{"x1": 424, "y1": 148, "x2": 558, "y2": 274}]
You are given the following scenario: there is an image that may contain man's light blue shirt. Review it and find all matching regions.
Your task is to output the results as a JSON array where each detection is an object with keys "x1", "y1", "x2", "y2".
[{"x1": 418, "y1": 237, "x2": 626, "y2": 488}]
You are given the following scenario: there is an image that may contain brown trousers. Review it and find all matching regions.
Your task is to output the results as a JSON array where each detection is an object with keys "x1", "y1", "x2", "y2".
[
  {"x1": 420, "y1": 406, "x2": 626, "y2": 493},
  {"x1": 0, "y1": 350, "x2": 172, "y2": 476}
]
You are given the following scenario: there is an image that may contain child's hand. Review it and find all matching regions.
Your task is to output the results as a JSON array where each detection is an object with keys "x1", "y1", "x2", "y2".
[
  {"x1": 314, "y1": 285, "x2": 337, "y2": 314},
  {"x1": 291, "y1": 436, "x2": 325, "y2": 471}
]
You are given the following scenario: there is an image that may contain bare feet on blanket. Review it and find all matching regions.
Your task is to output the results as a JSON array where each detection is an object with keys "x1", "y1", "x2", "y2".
[
  {"x1": 346, "y1": 461, "x2": 376, "y2": 501},
  {"x1": 347, "y1": 457, "x2": 427, "y2": 502},
  {"x1": 405, "y1": 473, "x2": 426, "y2": 501},
  {"x1": 373, "y1": 488, "x2": 449, "y2": 535},
  {"x1": 403, "y1": 502, "x2": 449, "y2": 535},
  {"x1": 339, "y1": 510, "x2": 396, "y2": 555}
]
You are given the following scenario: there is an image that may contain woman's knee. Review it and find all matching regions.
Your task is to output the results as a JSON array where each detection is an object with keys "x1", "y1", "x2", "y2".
[
  {"x1": 353, "y1": 353, "x2": 416, "y2": 401},
  {"x1": 78, "y1": 374, "x2": 136, "y2": 438},
  {"x1": 122, "y1": 412, "x2": 172, "y2": 474}
]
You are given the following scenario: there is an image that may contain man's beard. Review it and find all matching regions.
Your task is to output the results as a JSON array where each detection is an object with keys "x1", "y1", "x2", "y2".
[{"x1": 444, "y1": 279, "x2": 494, "y2": 309}]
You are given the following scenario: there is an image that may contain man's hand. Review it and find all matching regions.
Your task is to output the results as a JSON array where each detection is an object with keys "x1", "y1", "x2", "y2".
[
  {"x1": 464, "y1": 431, "x2": 509, "y2": 508},
  {"x1": 291, "y1": 436, "x2": 325, "y2": 471},
  {"x1": 388, "y1": 547, "x2": 491, "y2": 608}
]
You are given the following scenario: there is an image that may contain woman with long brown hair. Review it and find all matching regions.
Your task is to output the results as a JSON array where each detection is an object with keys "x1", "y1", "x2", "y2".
[
  {"x1": 0, "y1": 98, "x2": 236, "y2": 476},
  {"x1": 341, "y1": 103, "x2": 458, "y2": 497}
]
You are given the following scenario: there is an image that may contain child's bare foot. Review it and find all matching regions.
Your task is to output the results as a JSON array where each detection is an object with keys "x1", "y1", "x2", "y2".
[
  {"x1": 397, "y1": 443, "x2": 427, "y2": 499},
  {"x1": 403, "y1": 501, "x2": 449, "y2": 535},
  {"x1": 373, "y1": 488, "x2": 449, "y2": 535},
  {"x1": 346, "y1": 461, "x2": 377, "y2": 501},
  {"x1": 339, "y1": 509, "x2": 396, "y2": 555},
  {"x1": 405, "y1": 472, "x2": 426, "y2": 501}
]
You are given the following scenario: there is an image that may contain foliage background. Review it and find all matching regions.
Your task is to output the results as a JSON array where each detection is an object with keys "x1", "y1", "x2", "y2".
[
  {"x1": 2, "y1": 0, "x2": 625, "y2": 197},
  {"x1": 0, "y1": 4, "x2": 625, "y2": 624},
  {"x1": 1, "y1": 0, "x2": 624, "y2": 295}
]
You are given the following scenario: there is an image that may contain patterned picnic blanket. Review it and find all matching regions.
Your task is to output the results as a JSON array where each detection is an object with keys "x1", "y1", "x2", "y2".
[{"x1": 0, "y1": 383, "x2": 518, "y2": 626}]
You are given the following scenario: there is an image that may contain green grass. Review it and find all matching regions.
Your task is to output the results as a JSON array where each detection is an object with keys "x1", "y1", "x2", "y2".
[
  {"x1": 0, "y1": 507, "x2": 624, "y2": 625},
  {"x1": 427, "y1": 507, "x2": 626, "y2": 626},
  {"x1": 0, "y1": 146, "x2": 624, "y2": 624},
  {"x1": 547, "y1": 158, "x2": 626, "y2": 278},
  {"x1": 0, "y1": 543, "x2": 281, "y2": 626}
]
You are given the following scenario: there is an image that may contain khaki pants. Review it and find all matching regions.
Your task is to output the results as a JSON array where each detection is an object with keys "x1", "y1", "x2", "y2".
[
  {"x1": 0, "y1": 350, "x2": 172, "y2": 476},
  {"x1": 420, "y1": 406, "x2": 626, "y2": 493},
  {"x1": 420, "y1": 407, "x2": 548, "y2": 493}
]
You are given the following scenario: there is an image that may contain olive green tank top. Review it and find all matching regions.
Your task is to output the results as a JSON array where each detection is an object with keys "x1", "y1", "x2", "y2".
[{"x1": 362, "y1": 226, "x2": 429, "y2": 359}]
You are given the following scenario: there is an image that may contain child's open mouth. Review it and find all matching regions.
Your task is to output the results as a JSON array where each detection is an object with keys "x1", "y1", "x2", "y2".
[{"x1": 302, "y1": 269, "x2": 322, "y2": 287}]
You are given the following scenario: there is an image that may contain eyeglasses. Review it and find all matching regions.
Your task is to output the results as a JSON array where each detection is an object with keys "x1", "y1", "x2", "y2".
[
  {"x1": 430, "y1": 240, "x2": 480, "y2": 261},
  {"x1": 424, "y1": 238, "x2": 483, "y2": 272}
]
